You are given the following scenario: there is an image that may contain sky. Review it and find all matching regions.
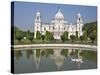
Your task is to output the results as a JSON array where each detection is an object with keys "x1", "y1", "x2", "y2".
[{"x1": 13, "y1": 1, "x2": 97, "y2": 32}]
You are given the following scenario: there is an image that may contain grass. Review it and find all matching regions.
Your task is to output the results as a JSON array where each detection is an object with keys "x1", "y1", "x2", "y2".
[{"x1": 13, "y1": 39, "x2": 97, "y2": 45}]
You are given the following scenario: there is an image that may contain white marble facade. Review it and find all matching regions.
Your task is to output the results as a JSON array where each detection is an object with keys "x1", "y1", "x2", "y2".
[{"x1": 34, "y1": 9, "x2": 83, "y2": 39}]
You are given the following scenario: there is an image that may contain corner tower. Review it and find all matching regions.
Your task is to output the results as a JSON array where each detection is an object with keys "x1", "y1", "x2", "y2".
[
  {"x1": 34, "y1": 10, "x2": 42, "y2": 39},
  {"x1": 76, "y1": 13, "x2": 83, "y2": 37}
]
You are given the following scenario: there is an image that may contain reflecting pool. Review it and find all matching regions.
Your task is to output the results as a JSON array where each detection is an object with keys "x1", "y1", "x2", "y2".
[{"x1": 14, "y1": 48, "x2": 97, "y2": 73}]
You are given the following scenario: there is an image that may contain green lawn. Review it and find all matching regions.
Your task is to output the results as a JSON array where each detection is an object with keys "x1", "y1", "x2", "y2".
[{"x1": 13, "y1": 39, "x2": 97, "y2": 45}]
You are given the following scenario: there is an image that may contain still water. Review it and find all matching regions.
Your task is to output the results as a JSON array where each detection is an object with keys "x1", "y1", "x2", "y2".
[{"x1": 14, "y1": 48, "x2": 97, "y2": 73}]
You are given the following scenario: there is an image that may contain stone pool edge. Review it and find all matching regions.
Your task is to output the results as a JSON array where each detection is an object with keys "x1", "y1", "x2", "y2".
[{"x1": 12, "y1": 44, "x2": 97, "y2": 51}]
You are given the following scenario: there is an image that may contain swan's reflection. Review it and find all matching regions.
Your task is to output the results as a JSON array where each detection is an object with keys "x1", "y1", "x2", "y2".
[{"x1": 70, "y1": 49, "x2": 83, "y2": 69}]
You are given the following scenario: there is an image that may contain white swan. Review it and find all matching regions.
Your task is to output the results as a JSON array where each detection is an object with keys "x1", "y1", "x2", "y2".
[{"x1": 71, "y1": 58, "x2": 83, "y2": 63}]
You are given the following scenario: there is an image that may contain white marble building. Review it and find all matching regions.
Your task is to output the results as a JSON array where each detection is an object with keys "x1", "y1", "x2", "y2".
[{"x1": 34, "y1": 9, "x2": 83, "y2": 39}]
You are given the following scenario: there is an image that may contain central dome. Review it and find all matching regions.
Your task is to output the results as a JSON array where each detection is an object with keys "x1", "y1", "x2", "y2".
[{"x1": 54, "y1": 9, "x2": 64, "y2": 20}]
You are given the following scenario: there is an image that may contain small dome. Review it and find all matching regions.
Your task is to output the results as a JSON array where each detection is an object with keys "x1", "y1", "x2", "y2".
[
  {"x1": 36, "y1": 10, "x2": 40, "y2": 16},
  {"x1": 54, "y1": 9, "x2": 64, "y2": 20},
  {"x1": 77, "y1": 13, "x2": 81, "y2": 18}
]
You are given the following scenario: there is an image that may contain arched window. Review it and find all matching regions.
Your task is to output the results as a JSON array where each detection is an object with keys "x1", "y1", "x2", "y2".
[
  {"x1": 59, "y1": 26, "x2": 60, "y2": 30},
  {"x1": 79, "y1": 18, "x2": 80, "y2": 21},
  {"x1": 72, "y1": 28, "x2": 74, "y2": 31},
  {"x1": 53, "y1": 27, "x2": 55, "y2": 30},
  {"x1": 37, "y1": 17, "x2": 39, "y2": 20},
  {"x1": 79, "y1": 28, "x2": 80, "y2": 31},
  {"x1": 59, "y1": 20, "x2": 60, "y2": 23},
  {"x1": 64, "y1": 27, "x2": 65, "y2": 30},
  {"x1": 58, "y1": 33, "x2": 59, "y2": 36},
  {"x1": 37, "y1": 27, "x2": 38, "y2": 29}
]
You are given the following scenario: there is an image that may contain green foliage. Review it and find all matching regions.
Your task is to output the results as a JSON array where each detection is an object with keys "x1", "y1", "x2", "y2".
[
  {"x1": 61, "y1": 35, "x2": 65, "y2": 42},
  {"x1": 14, "y1": 51, "x2": 22, "y2": 61},
  {"x1": 14, "y1": 26, "x2": 34, "y2": 44},
  {"x1": 82, "y1": 21, "x2": 97, "y2": 43},
  {"x1": 76, "y1": 31, "x2": 78, "y2": 40},
  {"x1": 41, "y1": 50, "x2": 45, "y2": 56},
  {"x1": 16, "y1": 32, "x2": 23, "y2": 42},
  {"x1": 21, "y1": 39, "x2": 31, "y2": 44},
  {"x1": 89, "y1": 31, "x2": 97, "y2": 43},
  {"x1": 45, "y1": 49, "x2": 53, "y2": 58},
  {"x1": 22, "y1": 31, "x2": 34, "y2": 39},
  {"x1": 28, "y1": 36, "x2": 34, "y2": 41},
  {"x1": 26, "y1": 50, "x2": 33, "y2": 59},
  {"x1": 83, "y1": 21, "x2": 97, "y2": 35},
  {"x1": 61, "y1": 31, "x2": 68, "y2": 42},
  {"x1": 61, "y1": 49, "x2": 68, "y2": 57},
  {"x1": 70, "y1": 50, "x2": 76, "y2": 56},
  {"x1": 26, "y1": 31, "x2": 34, "y2": 42},
  {"x1": 36, "y1": 49, "x2": 41, "y2": 58},
  {"x1": 41, "y1": 35, "x2": 45, "y2": 40},
  {"x1": 83, "y1": 31, "x2": 88, "y2": 41},
  {"x1": 70, "y1": 35, "x2": 76, "y2": 42},
  {"x1": 80, "y1": 35, "x2": 84, "y2": 42},
  {"x1": 81, "y1": 50, "x2": 97, "y2": 63},
  {"x1": 14, "y1": 27, "x2": 23, "y2": 42},
  {"x1": 36, "y1": 31, "x2": 41, "y2": 40},
  {"x1": 45, "y1": 31, "x2": 54, "y2": 41}
]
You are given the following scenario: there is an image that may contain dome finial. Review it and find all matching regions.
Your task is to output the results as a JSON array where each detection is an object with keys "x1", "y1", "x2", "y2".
[
  {"x1": 36, "y1": 10, "x2": 40, "y2": 16},
  {"x1": 54, "y1": 8, "x2": 64, "y2": 19},
  {"x1": 58, "y1": 7, "x2": 61, "y2": 12},
  {"x1": 77, "y1": 12, "x2": 81, "y2": 17}
]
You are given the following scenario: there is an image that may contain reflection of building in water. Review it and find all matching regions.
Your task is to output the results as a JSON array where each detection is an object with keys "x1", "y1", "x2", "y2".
[
  {"x1": 52, "y1": 49, "x2": 65, "y2": 70},
  {"x1": 33, "y1": 50, "x2": 42, "y2": 70},
  {"x1": 33, "y1": 48, "x2": 84, "y2": 70},
  {"x1": 67, "y1": 49, "x2": 73, "y2": 56},
  {"x1": 71, "y1": 49, "x2": 83, "y2": 69}
]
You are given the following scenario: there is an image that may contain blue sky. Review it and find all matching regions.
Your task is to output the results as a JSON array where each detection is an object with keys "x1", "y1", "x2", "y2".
[{"x1": 13, "y1": 1, "x2": 97, "y2": 32}]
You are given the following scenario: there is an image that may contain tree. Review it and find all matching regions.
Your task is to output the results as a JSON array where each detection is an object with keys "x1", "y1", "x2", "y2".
[
  {"x1": 28, "y1": 36, "x2": 34, "y2": 42},
  {"x1": 83, "y1": 31, "x2": 88, "y2": 41},
  {"x1": 14, "y1": 26, "x2": 34, "y2": 44},
  {"x1": 41, "y1": 35, "x2": 45, "y2": 40},
  {"x1": 70, "y1": 35, "x2": 76, "y2": 42},
  {"x1": 82, "y1": 21, "x2": 97, "y2": 43},
  {"x1": 36, "y1": 31, "x2": 41, "y2": 40},
  {"x1": 15, "y1": 30, "x2": 23, "y2": 42},
  {"x1": 60, "y1": 31, "x2": 68, "y2": 42},
  {"x1": 82, "y1": 21, "x2": 97, "y2": 34},
  {"x1": 61, "y1": 35, "x2": 65, "y2": 42},
  {"x1": 80, "y1": 35, "x2": 84, "y2": 42},
  {"x1": 76, "y1": 31, "x2": 78, "y2": 40},
  {"x1": 14, "y1": 26, "x2": 23, "y2": 41},
  {"x1": 45, "y1": 31, "x2": 54, "y2": 41},
  {"x1": 89, "y1": 31, "x2": 96, "y2": 43},
  {"x1": 31, "y1": 32, "x2": 34, "y2": 38},
  {"x1": 16, "y1": 35, "x2": 23, "y2": 42}
]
